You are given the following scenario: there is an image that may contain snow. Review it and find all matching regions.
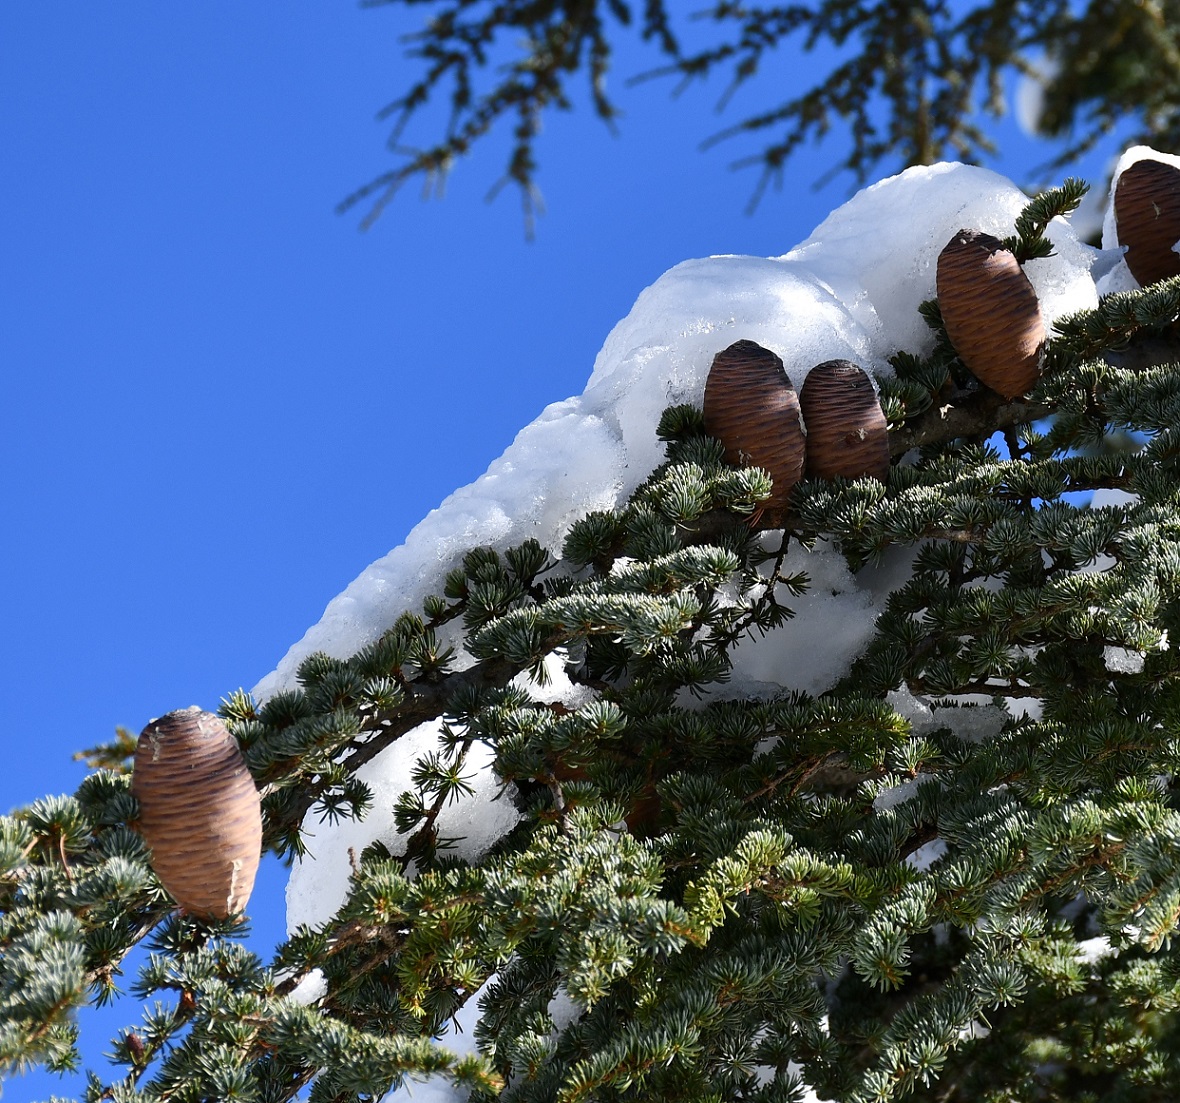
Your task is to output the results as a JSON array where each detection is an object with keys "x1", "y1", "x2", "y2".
[
  {"x1": 1103, "y1": 646, "x2": 1145, "y2": 674},
  {"x1": 1091, "y1": 488, "x2": 1139, "y2": 512},
  {"x1": 907, "y1": 839, "x2": 948, "y2": 872},
  {"x1": 379, "y1": 975, "x2": 495, "y2": 1103},
  {"x1": 286, "y1": 723, "x2": 521, "y2": 932},
  {"x1": 1014, "y1": 55, "x2": 1061, "y2": 138},
  {"x1": 874, "y1": 777, "x2": 924, "y2": 812},
  {"x1": 512, "y1": 651, "x2": 597, "y2": 710},
  {"x1": 547, "y1": 987, "x2": 581, "y2": 1032},
  {"x1": 1077, "y1": 936, "x2": 1116, "y2": 965},
  {"x1": 886, "y1": 687, "x2": 937, "y2": 734},
  {"x1": 287, "y1": 967, "x2": 328, "y2": 1006},
  {"x1": 886, "y1": 687, "x2": 1007, "y2": 744},
  {"x1": 725, "y1": 541, "x2": 895, "y2": 699},
  {"x1": 784, "y1": 1066, "x2": 834, "y2": 1103},
  {"x1": 255, "y1": 156, "x2": 1135, "y2": 1101}
]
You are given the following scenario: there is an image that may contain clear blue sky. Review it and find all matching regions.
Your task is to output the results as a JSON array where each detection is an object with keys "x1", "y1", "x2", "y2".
[{"x1": 0, "y1": 5, "x2": 1118, "y2": 1099}]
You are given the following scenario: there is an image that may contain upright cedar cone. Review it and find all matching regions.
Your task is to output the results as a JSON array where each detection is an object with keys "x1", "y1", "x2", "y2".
[
  {"x1": 937, "y1": 230, "x2": 1045, "y2": 399},
  {"x1": 703, "y1": 339, "x2": 806, "y2": 526},
  {"x1": 1114, "y1": 158, "x2": 1180, "y2": 287},
  {"x1": 799, "y1": 360, "x2": 890, "y2": 482},
  {"x1": 131, "y1": 706, "x2": 262, "y2": 919}
]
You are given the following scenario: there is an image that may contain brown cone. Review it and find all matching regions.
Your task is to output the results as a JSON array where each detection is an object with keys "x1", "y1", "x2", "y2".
[
  {"x1": 799, "y1": 360, "x2": 890, "y2": 482},
  {"x1": 131, "y1": 706, "x2": 262, "y2": 919},
  {"x1": 1114, "y1": 158, "x2": 1180, "y2": 287},
  {"x1": 937, "y1": 230, "x2": 1045, "y2": 399},
  {"x1": 703, "y1": 339, "x2": 806, "y2": 526}
]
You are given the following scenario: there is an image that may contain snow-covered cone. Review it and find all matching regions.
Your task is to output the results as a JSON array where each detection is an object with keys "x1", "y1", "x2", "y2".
[
  {"x1": 1114, "y1": 158, "x2": 1180, "y2": 287},
  {"x1": 131, "y1": 706, "x2": 262, "y2": 919},
  {"x1": 799, "y1": 359, "x2": 890, "y2": 482},
  {"x1": 703, "y1": 339, "x2": 806, "y2": 525},
  {"x1": 937, "y1": 229, "x2": 1045, "y2": 399}
]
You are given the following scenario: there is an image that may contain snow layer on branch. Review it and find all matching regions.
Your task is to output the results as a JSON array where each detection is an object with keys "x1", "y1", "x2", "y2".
[
  {"x1": 258, "y1": 161, "x2": 1095, "y2": 702},
  {"x1": 276, "y1": 160, "x2": 1099, "y2": 944}
]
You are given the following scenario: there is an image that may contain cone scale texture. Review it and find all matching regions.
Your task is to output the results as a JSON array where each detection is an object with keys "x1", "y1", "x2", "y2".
[{"x1": 131, "y1": 706, "x2": 262, "y2": 920}]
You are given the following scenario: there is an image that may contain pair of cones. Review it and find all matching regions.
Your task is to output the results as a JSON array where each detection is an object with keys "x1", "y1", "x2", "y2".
[{"x1": 703, "y1": 344, "x2": 890, "y2": 527}]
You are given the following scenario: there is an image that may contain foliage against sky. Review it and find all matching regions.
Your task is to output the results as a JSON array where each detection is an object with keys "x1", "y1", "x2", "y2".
[{"x1": 347, "y1": 0, "x2": 1180, "y2": 225}]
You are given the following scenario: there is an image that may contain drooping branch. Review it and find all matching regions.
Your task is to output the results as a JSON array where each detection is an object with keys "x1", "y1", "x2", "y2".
[{"x1": 345, "y1": 0, "x2": 1180, "y2": 226}]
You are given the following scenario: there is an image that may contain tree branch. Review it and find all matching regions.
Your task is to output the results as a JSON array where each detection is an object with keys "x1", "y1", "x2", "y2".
[{"x1": 888, "y1": 386, "x2": 1050, "y2": 458}]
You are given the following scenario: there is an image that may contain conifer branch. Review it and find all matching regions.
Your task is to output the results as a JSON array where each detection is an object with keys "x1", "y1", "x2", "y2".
[
  {"x1": 886, "y1": 386, "x2": 1050, "y2": 458},
  {"x1": 16, "y1": 215, "x2": 1180, "y2": 1099},
  {"x1": 260, "y1": 647, "x2": 549, "y2": 850},
  {"x1": 345, "y1": 3, "x2": 1180, "y2": 225}
]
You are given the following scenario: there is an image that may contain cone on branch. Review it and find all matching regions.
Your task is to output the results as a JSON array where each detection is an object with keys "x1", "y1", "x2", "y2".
[
  {"x1": 131, "y1": 706, "x2": 262, "y2": 920},
  {"x1": 1113, "y1": 157, "x2": 1180, "y2": 287},
  {"x1": 799, "y1": 359, "x2": 890, "y2": 482},
  {"x1": 936, "y1": 229, "x2": 1045, "y2": 399},
  {"x1": 703, "y1": 339, "x2": 806, "y2": 526}
]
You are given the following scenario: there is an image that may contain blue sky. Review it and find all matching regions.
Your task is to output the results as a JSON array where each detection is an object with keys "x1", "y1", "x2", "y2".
[{"x1": 0, "y1": 4, "x2": 1122, "y2": 1099}]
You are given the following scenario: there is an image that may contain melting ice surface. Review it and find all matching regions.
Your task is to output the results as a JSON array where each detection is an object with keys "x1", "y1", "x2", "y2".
[{"x1": 258, "y1": 161, "x2": 1122, "y2": 1101}]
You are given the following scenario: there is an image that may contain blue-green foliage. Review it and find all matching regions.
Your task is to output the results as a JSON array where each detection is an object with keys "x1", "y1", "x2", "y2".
[{"x1": 7, "y1": 190, "x2": 1180, "y2": 1101}]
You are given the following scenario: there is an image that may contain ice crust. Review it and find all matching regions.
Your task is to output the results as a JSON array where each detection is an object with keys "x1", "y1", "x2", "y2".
[
  {"x1": 263, "y1": 160, "x2": 1125, "y2": 1102},
  {"x1": 1104, "y1": 645, "x2": 1146, "y2": 674}
]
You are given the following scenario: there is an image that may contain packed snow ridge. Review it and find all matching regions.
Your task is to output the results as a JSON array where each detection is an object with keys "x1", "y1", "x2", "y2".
[
  {"x1": 257, "y1": 160, "x2": 1107, "y2": 705},
  {"x1": 262, "y1": 155, "x2": 1153, "y2": 1101}
]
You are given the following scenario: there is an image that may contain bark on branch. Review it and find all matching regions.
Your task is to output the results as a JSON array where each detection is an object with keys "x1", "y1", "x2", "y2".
[{"x1": 888, "y1": 386, "x2": 1050, "y2": 458}]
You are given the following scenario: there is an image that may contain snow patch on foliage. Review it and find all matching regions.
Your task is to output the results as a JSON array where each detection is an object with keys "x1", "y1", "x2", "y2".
[
  {"x1": 513, "y1": 651, "x2": 597, "y2": 709},
  {"x1": 1077, "y1": 936, "x2": 1116, "y2": 965},
  {"x1": 727, "y1": 538, "x2": 879, "y2": 696},
  {"x1": 286, "y1": 726, "x2": 520, "y2": 933},
  {"x1": 887, "y1": 687, "x2": 1007, "y2": 744},
  {"x1": 908, "y1": 839, "x2": 948, "y2": 872},
  {"x1": 381, "y1": 975, "x2": 494, "y2": 1103},
  {"x1": 286, "y1": 968, "x2": 327, "y2": 1006},
  {"x1": 873, "y1": 777, "x2": 924, "y2": 812},
  {"x1": 1103, "y1": 645, "x2": 1146, "y2": 674}
]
